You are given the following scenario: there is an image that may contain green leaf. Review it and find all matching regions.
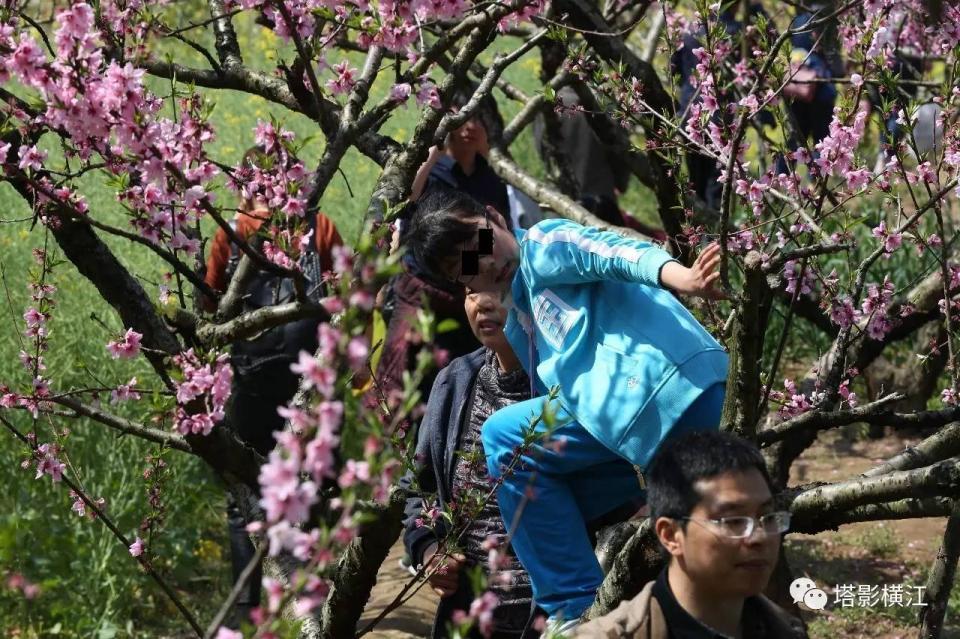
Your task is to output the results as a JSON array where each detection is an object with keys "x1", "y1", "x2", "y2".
[{"x1": 436, "y1": 318, "x2": 461, "y2": 334}]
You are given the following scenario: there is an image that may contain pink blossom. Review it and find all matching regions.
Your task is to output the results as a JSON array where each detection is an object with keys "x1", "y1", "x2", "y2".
[
  {"x1": 258, "y1": 449, "x2": 318, "y2": 524},
  {"x1": 23, "y1": 307, "x2": 45, "y2": 328},
  {"x1": 783, "y1": 260, "x2": 814, "y2": 296},
  {"x1": 111, "y1": 377, "x2": 141, "y2": 403},
  {"x1": 346, "y1": 336, "x2": 370, "y2": 372},
  {"x1": 467, "y1": 591, "x2": 500, "y2": 637},
  {"x1": 389, "y1": 82, "x2": 412, "y2": 103},
  {"x1": 871, "y1": 221, "x2": 903, "y2": 253},
  {"x1": 214, "y1": 628, "x2": 243, "y2": 639},
  {"x1": 349, "y1": 290, "x2": 374, "y2": 312},
  {"x1": 70, "y1": 491, "x2": 86, "y2": 517},
  {"x1": 331, "y1": 244, "x2": 354, "y2": 275},
  {"x1": 738, "y1": 94, "x2": 759, "y2": 115},
  {"x1": 17, "y1": 145, "x2": 47, "y2": 171},
  {"x1": 290, "y1": 351, "x2": 336, "y2": 397},
  {"x1": 838, "y1": 379, "x2": 858, "y2": 407},
  {"x1": 317, "y1": 323, "x2": 341, "y2": 362},
  {"x1": 845, "y1": 168, "x2": 871, "y2": 191},
  {"x1": 416, "y1": 78, "x2": 442, "y2": 109},
  {"x1": 942, "y1": 387, "x2": 958, "y2": 406},
  {"x1": 326, "y1": 61, "x2": 357, "y2": 96},
  {"x1": 829, "y1": 296, "x2": 859, "y2": 328},
  {"x1": 35, "y1": 443, "x2": 66, "y2": 482},
  {"x1": 338, "y1": 459, "x2": 371, "y2": 488},
  {"x1": 129, "y1": 537, "x2": 145, "y2": 557},
  {"x1": 850, "y1": 73, "x2": 864, "y2": 87},
  {"x1": 263, "y1": 577, "x2": 284, "y2": 613},
  {"x1": 9, "y1": 37, "x2": 47, "y2": 86},
  {"x1": 106, "y1": 328, "x2": 143, "y2": 359},
  {"x1": 262, "y1": 241, "x2": 296, "y2": 270}
]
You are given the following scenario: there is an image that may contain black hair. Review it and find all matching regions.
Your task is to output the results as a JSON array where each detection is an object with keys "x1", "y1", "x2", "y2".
[
  {"x1": 404, "y1": 188, "x2": 489, "y2": 280},
  {"x1": 646, "y1": 430, "x2": 773, "y2": 527}
]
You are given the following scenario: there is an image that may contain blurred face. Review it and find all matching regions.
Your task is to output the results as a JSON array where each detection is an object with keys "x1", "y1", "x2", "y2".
[
  {"x1": 464, "y1": 291, "x2": 509, "y2": 350},
  {"x1": 447, "y1": 116, "x2": 489, "y2": 156},
  {"x1": 439, "y1": 207, "x2": 520, "y2": 300},
  {"x1": 657, "y1": 468, "x2": 781, "y2": 599}
]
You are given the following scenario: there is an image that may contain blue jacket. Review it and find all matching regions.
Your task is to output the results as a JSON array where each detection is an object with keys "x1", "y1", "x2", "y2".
[{"x1": 502, "y1": 219, "x2": 729, "y2": 467}]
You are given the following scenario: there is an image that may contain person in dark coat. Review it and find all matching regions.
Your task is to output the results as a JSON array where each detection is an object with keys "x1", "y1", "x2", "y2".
[
  {"x1": 401, "y1": 290, "x2": 537, "y2": 639},
  {"x1": 400, "y1": 290, "x2": 642, "y2": 638}
]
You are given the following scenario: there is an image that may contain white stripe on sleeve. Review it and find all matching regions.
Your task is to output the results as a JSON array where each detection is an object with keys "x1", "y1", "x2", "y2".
[{"x1": 526, "y1": 226, "x2": 650, "y2": 262}]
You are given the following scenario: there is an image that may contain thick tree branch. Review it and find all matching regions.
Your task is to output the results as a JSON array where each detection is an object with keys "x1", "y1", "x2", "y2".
[
  {"x1": 720, "y1": 251, "x2": 771, "y2": 439},
  {"x1": 920, "y1": 509, "x2": 960, "y2": 639},
  {"x1": 788, "y1": 457, "x2": 960, "y2": 526},
  {"x1": 586, "y1": 520, "x2": 663, "y2": 619},
  {"x1": 864, "y1": 422, "x2": 960, "y2": 478},
  {"x1": 758, "y1": 393, "x2": 910, "y2": 446},
  {"x1": 789, "y1": 497, "x2": 954, "y2": 534},
  {"x1": 198, "y1": 301, "x2": 329, "y2": 347},
  {"x1": 486, "y1": 146, "x2": 658, "y2": 243},
  {"x1": 320, "y1": 489, "x2": 405, "y2": 638}
]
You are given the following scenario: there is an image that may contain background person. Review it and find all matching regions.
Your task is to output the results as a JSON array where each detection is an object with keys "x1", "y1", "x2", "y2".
[
  {"x1": 576, "y1": 430, "x2": 806, "y2": 638},
  {"x1": 203, "y1": 151, "x2": 343, "y2": 624}
]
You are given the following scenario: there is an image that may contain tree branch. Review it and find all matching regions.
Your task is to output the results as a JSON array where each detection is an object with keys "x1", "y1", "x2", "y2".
[
  {"x1": 53, "y1": 397, "x2": 191, "y2": 453},
  {"x1": 0, "y1": 414, "x2": 204, "y2": 636},
  {"x1": 920, "y1": 509, "x2": 960, "y2": 639},
  {"x1": 198, "y1": 301, "x2": 329, "y2": 347},
  {"x1": 788, "y1": 457, "x2": 960, "y2": 526},
  {"x1": 864, "y1": 422, "x2": 960, "y2": 478},
  {"x1": 486, "y1": 146, "x2": 658, "y2": 243},
  {"x1": 789, "y1": 497, "x2": 954, "y2": 534},
  {"x1": 758, "y1": 393, "x2": 911, "y2": 446}
]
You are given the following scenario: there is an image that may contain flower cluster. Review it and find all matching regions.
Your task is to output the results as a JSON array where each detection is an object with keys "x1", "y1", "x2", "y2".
[
  {"x1": 35, "y1": 442, "x2": 67, "y2": 483},
  {"x1": 106, "y1": 328, "x2": 143, "y2": 360},
  {"x1": 171, "y1": 350, "x2": 233, "y2": 436}
]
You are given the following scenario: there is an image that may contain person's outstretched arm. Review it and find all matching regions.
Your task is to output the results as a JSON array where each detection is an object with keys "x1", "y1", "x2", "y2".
[{"x1": 525, "y1": 219, "x2": 723, "y2": 299}]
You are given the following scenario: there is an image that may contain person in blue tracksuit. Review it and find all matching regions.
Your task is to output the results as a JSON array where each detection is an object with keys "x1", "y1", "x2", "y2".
[{"x1": 404, "y1": 189, "x2": 729, "y2": 632}]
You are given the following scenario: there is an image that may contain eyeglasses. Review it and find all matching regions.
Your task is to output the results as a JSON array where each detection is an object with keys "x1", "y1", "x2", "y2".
[{"x1": 680, "y1": 511, "x2": 791, "y2": 539}]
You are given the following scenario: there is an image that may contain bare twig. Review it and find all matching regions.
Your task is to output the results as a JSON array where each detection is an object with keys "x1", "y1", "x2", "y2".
[{"x1": 0, "y1": 414, "x2": 204, "y2": 637}]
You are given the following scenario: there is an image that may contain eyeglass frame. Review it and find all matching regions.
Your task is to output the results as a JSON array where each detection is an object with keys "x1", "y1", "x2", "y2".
[{"x1": 677, "y1": 510, "x2": 791, "y2": 540}]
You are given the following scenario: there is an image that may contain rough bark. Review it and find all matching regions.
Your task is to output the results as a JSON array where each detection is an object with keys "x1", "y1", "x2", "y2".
[
  {"x1": 865, "y1": 422, "x2": 960, "y2": 478},
  {"x1": 586, "y1": 520, "x2": 663, "y2": 619},
  {"x1": 720, "y1": 252, "x2": 771, "y2": 440},
  {"x1": 919, "y1": 510, "x2": 960, "y2": 639},
  {"x1": 788, "y1": 457, "x2": 960, "y2": 530},
  {"x1": 318, "y1": 489, "x2": 406, "y2": 639}
]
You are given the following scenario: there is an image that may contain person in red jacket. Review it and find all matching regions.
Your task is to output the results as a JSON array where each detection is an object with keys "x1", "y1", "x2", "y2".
[
  {"x1": 202, "y1": 177, "x2": 343, "y2": 626},
  {"x1": 203, "y1": 203, "x2": 342, "y2": 312}
]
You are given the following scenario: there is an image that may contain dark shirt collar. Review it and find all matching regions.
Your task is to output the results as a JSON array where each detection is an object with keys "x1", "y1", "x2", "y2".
[{"x1": 652, "y1": 569, "x2": 770, "y2": 639}]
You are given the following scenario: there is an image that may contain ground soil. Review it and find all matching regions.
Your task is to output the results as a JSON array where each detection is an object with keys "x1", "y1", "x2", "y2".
[{"x1": 360, "y1": 429, "x2": 958, "y2": 638}]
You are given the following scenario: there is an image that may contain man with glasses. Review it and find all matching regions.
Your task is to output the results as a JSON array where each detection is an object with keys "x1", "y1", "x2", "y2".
[{"x1": 576, "y1": 431, "x2": 806, "y2": 639}]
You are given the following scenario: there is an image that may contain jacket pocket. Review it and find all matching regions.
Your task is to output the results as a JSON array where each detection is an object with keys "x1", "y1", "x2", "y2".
[{"x1": 564, "y1": 343, "x2": 672, "y2": 448}]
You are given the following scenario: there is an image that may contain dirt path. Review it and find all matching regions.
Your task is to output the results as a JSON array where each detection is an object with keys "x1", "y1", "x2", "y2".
[
  {"x1": 787, "y1": 431, "x2": 958, "y2": 638},
  {"x1": 359, "y1": 539, "x2": 439, "y2": 638}
]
